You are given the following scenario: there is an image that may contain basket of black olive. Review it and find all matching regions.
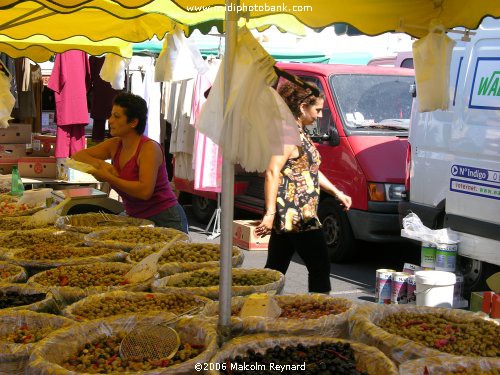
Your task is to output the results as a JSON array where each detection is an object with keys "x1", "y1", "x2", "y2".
[
  {"x1": 27, "y1": 314, "x2": 218, "y2": 374},
  {"x1": 151, "y1": 268, "x2": 285, "y2": 300},
  {"x1": 0, "y1": 261, "x2": 27, "y2": 284},
  {"x1": 27, "y1": 263, "x2": 151, "y2": 304},
  {"x1": 3, "y1": 244, "x2": 127, "y2": 275},
  {"x1": 207, "y1": 334, "x2": 397, "y2": 375},
  {"x1": 0, "y1": 284, "x2": 56, "y2": 313},
  {"x1": 349, "y1": 304, "x2": 500, "y2": 365},
  {"x1": 56, "y1": 213, "x2": 154, "y2": 234},
  {"x1": 127, "y1": 243, "x2": 245, "y2": 276},
  {"x1": 0, "y1": 310, "x2": 73, "y2": 375},
  {"x1": 201, "y1": 294, "x2": 355, "y2": 337},
  {"x1": 63, "y1": 291, "x2": 211, "y2": 322},
  {"x1": 398, "y1": 355, "x2": 500, "y2": 375}
]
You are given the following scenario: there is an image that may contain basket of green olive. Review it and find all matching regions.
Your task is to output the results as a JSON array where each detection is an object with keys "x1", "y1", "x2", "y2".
[
  {"x1": 56, "y1": 213, "x2": 154, "y2": 234},
  {"x1": 27, "y1": 263, "x2": 151, "y2": 304},
  {"x1": 0, "y1": 229, "x2": 85, "y2": 249},
  {"x1": 398, "y1": 355, "x2": 500, "y2": 375},
  {"x1": 84, "y1": 227, "x2": 189, "y2": 251},
  {"x1": 0, "y1": 284, "x2": 56, "y2": 313},
  {"x1": 207, "y1": 333, "x2": 397, "y2": 375},
  {"x1": 0, "y1": 310, "x2": 73, "y2": 375},
  {"x1": 0, "y1": 216, "x2": 53, "y2": 232},
  {"x1": 63, "y1": 291, "x2": 211, "y2": 322},
  {"x1": 201, "y1": 294, "x2": 355, "y2": 337},
  {"x1": 0, "y1": 262, "x2": 27, "y2": 284},
  {"x1": 3, "y1": 244, "x2": 127, "y2": 275},
  {"x1": 28, "y1": 314, "x2": 218, "y2": 374},
  {"x1": 152, "y1": 268, "x2": 285, "y2": 300},
  {"x1": 127, "y1": 243, "x2": 244, "y2": 276},
  {"x1": 349, "y1": 304, "x2": 500, "y2": 364}
]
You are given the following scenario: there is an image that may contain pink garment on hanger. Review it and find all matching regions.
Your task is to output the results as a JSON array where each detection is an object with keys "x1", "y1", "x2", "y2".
[
  {"x1": 55, "y1": 124, "x2": 86, "y2": 157},
  {"x1": 48, "y1": 50, "x2": 90, "y2": 126}
]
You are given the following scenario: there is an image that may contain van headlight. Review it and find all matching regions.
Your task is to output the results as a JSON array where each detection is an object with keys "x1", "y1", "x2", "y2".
[{"x1": 385, "y1": 184, "x2": 405, "y2": 201}]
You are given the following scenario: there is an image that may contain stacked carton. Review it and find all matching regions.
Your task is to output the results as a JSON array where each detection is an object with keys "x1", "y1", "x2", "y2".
[{"x1": 0, "y1": 123, "x2": 30, "y2": 174}]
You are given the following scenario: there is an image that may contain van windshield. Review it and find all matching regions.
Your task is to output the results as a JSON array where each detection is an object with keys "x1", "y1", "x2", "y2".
[{"x1": 329, "y1": 74, "x2": 414, "y2": 132}]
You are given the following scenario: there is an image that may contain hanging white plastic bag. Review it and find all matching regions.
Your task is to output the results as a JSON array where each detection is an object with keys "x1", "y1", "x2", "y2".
[
  {"x1": 412, "y1": 24, "x2": 456, "y2": 112},
  {"x1": 401, "y1": 212, "x2": 459, "y2": 245},
  {"x1": 0, "y1": 60, "x2": 15, "y2": 128},
  {"x1": 100, "y1": 54, "x2": 129, "y2": 90}
]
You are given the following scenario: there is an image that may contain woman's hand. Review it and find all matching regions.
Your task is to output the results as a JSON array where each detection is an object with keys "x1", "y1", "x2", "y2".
[
  {"x1": 254, "y1": 214, "x2": 275, "y2": 237},
  {"x1": 336, "y1": 192, "x2": 352, "y2": 211},
  {"x1": 90, "y1": 162, "x2": 118, "y2": 182}
]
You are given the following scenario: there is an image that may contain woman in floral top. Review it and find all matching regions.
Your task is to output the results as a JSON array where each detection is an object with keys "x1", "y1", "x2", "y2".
[{"x1": 255, "y1": 81, "x2": 352, "y2": 293}]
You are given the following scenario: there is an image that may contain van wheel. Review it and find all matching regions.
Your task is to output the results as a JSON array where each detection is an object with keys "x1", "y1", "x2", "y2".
[
  {"x1": 459, "y1": 257, "x2": 499, "y2": 296},
  {"x1": 191, "y1": 195, "x2": 216, "y2": 224},
  {"x1": 318, "y1": 198, "x2": 355, "y2": 263}
]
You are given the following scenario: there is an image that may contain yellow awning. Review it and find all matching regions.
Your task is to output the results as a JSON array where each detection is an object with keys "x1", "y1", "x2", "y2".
[{"x1": 0, "y1": 35, "x2": 133, "y2": 62}]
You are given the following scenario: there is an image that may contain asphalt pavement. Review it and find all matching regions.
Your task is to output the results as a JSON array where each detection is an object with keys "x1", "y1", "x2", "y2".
[{"x1": 184, "y1": 204, "x2": 420, "y2": 303}]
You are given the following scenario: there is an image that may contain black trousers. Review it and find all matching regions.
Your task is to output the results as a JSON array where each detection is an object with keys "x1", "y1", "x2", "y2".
[{"x1": 265, "y1": 229, "x2": 331, "y2": 293}]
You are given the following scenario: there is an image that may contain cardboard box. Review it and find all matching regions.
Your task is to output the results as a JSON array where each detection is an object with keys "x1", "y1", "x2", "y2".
[
  {"x1": 470, "y1": 291, "x2": 500, "y2": 318},
  {"x1": 32, "y1": 134, "x2": 56, "y2": 157},
  {"x1": 0, "y1": 158, "x2": 18, "y2": 174},
  {"x1": 18, "y1": 157, "x2": 57, "y2": 178},
  {"x1": 233, "y1": 220, "x2": 270, "y2": 250},
  {"x1": 0, "y1": 123, "x2": 32, "y2": 144},
  {"x1": 0, "y1": 143, "x2": 28, "y2": 159}
]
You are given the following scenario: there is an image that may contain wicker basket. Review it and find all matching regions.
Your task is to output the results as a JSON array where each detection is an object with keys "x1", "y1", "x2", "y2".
[
  {"x1": 0, "y1": 228, "x2": 85, "y2": 249},
  {"x1": 63, "y1": 291, "x2": 211, "y2": 322},
  {"x1": 127, "y1": 243, "x2": 244, "y2": 276},
  {"x1": 28, "y1": 315, "x2": 218, "y2": 375},
  {"x1": 207, "y1": 334, "x2": 397, "y2": 375},
  {"x1": 0, "y1": 283, "x2": 56, "y2": 313},
  {"x1": 398, "y1": 355, "x2": 500, "y2": 374},
  {"x1": 0, "y1": 216, "x2": 53, "y2": 231},
  {"x1": 27, "y1": 263, "x2": 151, "y2": 304},
  {"x1": 152, "y1": 268, "x2": 285, "y2": 300},
  {"x1": 56, "y1": 213, "x2": 154, "y2": 234},
  {"x1": 0, "y1": 261, "x2": 27, "y2": 284},
  {"x1": 0, "y1": 310, "x2": 73, "y2": 375}
]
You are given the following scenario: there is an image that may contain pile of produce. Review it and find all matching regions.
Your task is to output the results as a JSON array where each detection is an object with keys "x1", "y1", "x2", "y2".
[
  {"x1": 0, "y1": 229, "x2": 84, "y2": 249},
  {"x1": 0, "y1": 284, "x2": 54, "y2": 312},
  {"x1": 172, "y1": 270, "x2": 276, "y2": 288},
  {"x1": 0, "y1": 291, "x2": 46, "y2": 309},
  {"x1": 64, "y1": 291, "x2": 209, "y2": 321},
  {"x1": 0, "y1": 216, "x2": 52, "y2": 231},
  {"x1": 0, "y1": 201, "x2": 43, "y2": 217},
  {"x1": 0, "y1": 262, "x2": 27, "y2": 283},
  {"x1": 56, "y1": 213, "x2": 153, "y2": 233}
]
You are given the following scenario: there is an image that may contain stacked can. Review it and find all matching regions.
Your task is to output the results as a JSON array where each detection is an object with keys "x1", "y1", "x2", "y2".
[
  {"x1": 391, "y1": 272, "x2": 409, "y2": 304},
  {"x1": 435, "y1": 243, "x2": 458, "y2": 272},
  {"x1": 421, "y1": 242, "x2": 437, "y2": 269},
  {"x1": 407, "y1": 275, "x2": 416, "y2": 304},
  {"x1": 376, "y1": 269, "x2": 395, "y2": 304}
]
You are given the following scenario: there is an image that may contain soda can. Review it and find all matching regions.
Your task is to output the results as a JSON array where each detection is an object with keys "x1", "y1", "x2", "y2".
[
  {"x1": 391, "y1": 272, "x2": 409, "y2": 304},
  {"x1": 376, "y1": 269, "x2": 395, "y2": 304}
]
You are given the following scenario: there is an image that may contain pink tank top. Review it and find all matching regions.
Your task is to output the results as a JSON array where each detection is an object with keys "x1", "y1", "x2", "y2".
[{"x1": 112, "y1": 136, "x2": 177, "y2": 218}]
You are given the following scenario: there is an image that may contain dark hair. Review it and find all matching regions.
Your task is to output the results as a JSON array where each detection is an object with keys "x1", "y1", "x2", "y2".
[
  {"x1": 277, "y1": 81, "x2": 324, "y2": 119},
  {"x1": 112, "y1": 92, "x2": 148, "y2": 135}
]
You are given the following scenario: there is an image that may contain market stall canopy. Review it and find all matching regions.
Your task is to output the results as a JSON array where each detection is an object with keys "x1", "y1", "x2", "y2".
[
  {"x1": 0, "y1": 1, "x2": 306, "y2": 42},
  {"x1": 172, "y1": 0, "x2": 500, "y2": 38},
  {"x1": 0, "y1": 35, "x2": 133, "y2": 62}
]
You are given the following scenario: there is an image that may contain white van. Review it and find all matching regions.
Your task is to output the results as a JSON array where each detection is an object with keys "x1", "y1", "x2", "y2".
[{"x1": 399, "y1": 18, "x2": 500, "y2": 294}]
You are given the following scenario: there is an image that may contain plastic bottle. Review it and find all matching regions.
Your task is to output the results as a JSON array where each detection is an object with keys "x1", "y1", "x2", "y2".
[{"x1": 10, "y1": 166, "x2": 24, "y2": 196}]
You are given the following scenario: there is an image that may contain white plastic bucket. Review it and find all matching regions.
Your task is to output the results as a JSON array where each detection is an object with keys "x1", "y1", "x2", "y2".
[{"x1": 415, "y1": 270, "x2": 456, "y2": 308}]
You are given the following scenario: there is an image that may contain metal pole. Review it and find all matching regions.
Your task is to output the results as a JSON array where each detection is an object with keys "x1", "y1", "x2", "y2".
[{"x1": 217, "y1": 0, "x2": 238, "y2": 344}]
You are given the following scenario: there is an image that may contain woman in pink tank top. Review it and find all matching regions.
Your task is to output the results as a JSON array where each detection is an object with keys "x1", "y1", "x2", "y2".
[{"x1": 73, "y1": 93, "x2": 188, "y2": 233}]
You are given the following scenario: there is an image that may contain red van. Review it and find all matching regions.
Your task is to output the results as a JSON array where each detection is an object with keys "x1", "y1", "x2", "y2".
[{"x1": 175, "y1": 63, "x2": 415, "y2": 262}]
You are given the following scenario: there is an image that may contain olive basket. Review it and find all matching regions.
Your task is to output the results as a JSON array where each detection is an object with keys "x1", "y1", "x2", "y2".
[
  {"x1": 3, "y1": 245, "x2": 128, "y2": 275},
  {"x1": 0, "y1": 283, "x2": 57, "y2": 313},
  {"x1": 0, "y1": 228, "x2": 85, "y2": 249},
  {"x1": 349, "y1": 304, "x2": 500, "y2": 365},
  {"x1": 151, "y1": 268, "x2": 285, "y2": 300},
  {"x1": 201, "y1": 294, "x2": 356, "y2": 337},
  {"x1": 27, "y1": 263, "x2": 151, "y2": 304},
  {"x1": 84, "y1": 227, "x2": 189, "y2": 251},
  {"x1": 127, "y1": 243, "x2": 245, "y2": 276},
  {"x1": 207, "y1": 334, "x2": 398, "y2": 375},
  {"x1": 27, "y1": 314, "x2": 218, "y2": 375},
  {"x1": 56, "y1": 213, "x2": 154, "y2": 234},
  {"x1": 0, "y1": 310, "x2": 73, "y2": 375},
  {"x1": 398, "y1": 355, "x2": 500, "y2": 374},
  {"x1": 0, "y1": 215, "x2": 53, "y2": 232},
  {"x1": 0, "y1": 261, "x2": 27, "y2": 284},
  {"x1": 0, "y1": 202, "x2": 45, "y2": 217},
  {"x1": 62, "y1": 290, "x2": 211, "y2": 322}
]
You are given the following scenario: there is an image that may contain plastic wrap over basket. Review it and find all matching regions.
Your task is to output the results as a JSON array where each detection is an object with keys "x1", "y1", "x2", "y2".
[
  {"x1": 56, "y1": 213, "x2": 154, "y2": 234},
  {"x1": 27, "y1": 314, "x2": 218, "y2": 375},
  {"x1": 0, "y1": 310, "x2": 73, "y2": 375},
  {"x1": 207, "y1": 333, "x2": 397, "y2": 375},
  {"x1": 0, "y1": 228, "x2": 85, "y2": 249},
  {"x1": 349, "y1": 304, "x2": 500, "y2": 365},
  {"x1": 0, "y1": 261, "x2": 27, "y2": 283},
  {"x1": 62, "y1": 290, "x2": 211, "y2": 322},
  {"x1": 27, "y1": 263, "x2": 151, "y2": 304},
  {"x1": 84, "y1": 227, "x2": 189, "y2": 251},
  {"x1": 0, "y1": 283, "x2": 57, "y2": 313},
  {"x1": 127, "y1": 243, "x2": 244, "y2": 276},
  {"x1": 200, "y1": 294, "x2": 356, "y2": 337},
  {"x1": 398, "y1": 355, "x2": 500, "y2": 375},
  {"x1": 0, "y1": 215, "x2": 53, "y2": 231},
  {"x1": 151, "y1": 268, "x2": 285, "y2": 300}
]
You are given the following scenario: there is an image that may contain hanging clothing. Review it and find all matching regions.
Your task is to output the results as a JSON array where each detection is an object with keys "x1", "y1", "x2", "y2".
[
  {"x1": 0, "y1": 60, "x2": 15, "y2": 128},
  {"x1": 0, "y1": 54, "x2": 17, "y2": 105},
  {"x1": 14, "y1": 58, "x2": 35, "y2": 120},
  {"x1": 100, "y1": 54, "x2": 128, "y2": 90},
  {"x1": 48, "y1": 51, "x2": 90, "y2": 126},
  {"x1": 55, "y1": 124, "x2": 86, "y2": 158},
  {"x1": 31, "y1": 64, "x2": 43, "y2": 133}
]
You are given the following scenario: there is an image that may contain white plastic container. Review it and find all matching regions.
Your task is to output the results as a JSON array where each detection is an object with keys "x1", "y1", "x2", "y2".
[
  {"x1": 434, "y1": 243, "x2": 458, "y2": 272},
  {"x1": 415, "y1": 270, "x2": 456, "y2": 308}
]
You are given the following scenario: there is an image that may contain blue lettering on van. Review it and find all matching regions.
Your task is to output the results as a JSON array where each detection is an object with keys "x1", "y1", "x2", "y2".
[
  {"x1": 477, "y1": 72, "x2": 500, "y2": 96},
  {"x1": 451, "y1": 165, "x2": 488, "y2": 181}
]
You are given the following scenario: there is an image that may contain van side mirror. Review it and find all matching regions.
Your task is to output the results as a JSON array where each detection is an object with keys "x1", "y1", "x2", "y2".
[{"x1": 310, "y1": 128, "x2": 340, "y2": 147}]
